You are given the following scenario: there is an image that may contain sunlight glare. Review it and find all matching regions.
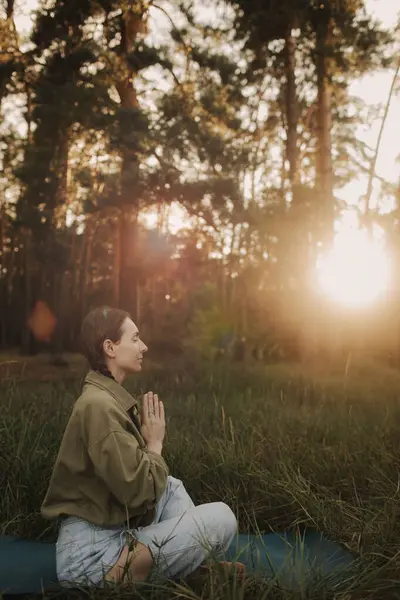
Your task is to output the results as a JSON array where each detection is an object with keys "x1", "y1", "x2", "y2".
[
  {"x1": 139, "y1": 203, "x2": 190, "y2": 234},
  {"x1": 316, "y1": 227, "x2": 391, "y2": 307}
]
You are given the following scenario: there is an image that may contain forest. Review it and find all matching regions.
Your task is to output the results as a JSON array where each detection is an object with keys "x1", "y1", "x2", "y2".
[{"x1": 0, "y1": 0, "x2": 399, "y2": 367}]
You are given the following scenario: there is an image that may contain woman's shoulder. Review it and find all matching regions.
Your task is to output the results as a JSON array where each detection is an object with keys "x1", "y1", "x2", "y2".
[
  {"x1": 76, "y1": 384, "x2": 115, "y2": 414},
  {"x1": 72, "y1": 371, "x2": 135, "y2": 427},
  {"x1": 72, "y1": 386, "x2": 129, "y2": 443}
]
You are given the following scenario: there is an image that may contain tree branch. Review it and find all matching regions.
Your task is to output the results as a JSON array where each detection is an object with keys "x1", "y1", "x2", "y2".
[
  {"x1": 365, "y1": 58, "x2": 400, "y2": 215},
  {"x1": 151, "y1": 2, "x2": 191, "y2": 56},
  {"x1": 151, "y1": 148, "x2": 219, "y2": 232}
]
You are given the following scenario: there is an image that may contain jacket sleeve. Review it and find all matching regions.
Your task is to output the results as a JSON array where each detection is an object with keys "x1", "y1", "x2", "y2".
[{"x1": 85, "y1": 401, "x2": 169, "y2": 512}]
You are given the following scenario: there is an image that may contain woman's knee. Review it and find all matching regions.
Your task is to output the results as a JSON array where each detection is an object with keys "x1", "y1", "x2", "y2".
[
  {"x1": 167, "y1": 475, "x2": 183, "y2": 489},
  {"x1": 215, "y1": 502, "x2": 238, "y2": 538}
]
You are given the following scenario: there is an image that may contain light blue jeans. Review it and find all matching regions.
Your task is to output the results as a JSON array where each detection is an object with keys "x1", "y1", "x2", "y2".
[{"x1": 56, "y1": 476, "x2": 238, "y2": 587}]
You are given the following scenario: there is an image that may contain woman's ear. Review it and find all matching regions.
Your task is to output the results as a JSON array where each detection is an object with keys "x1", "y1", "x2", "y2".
[{"x1": 103, "y1": 339, "x2": 116, "y2": 358}]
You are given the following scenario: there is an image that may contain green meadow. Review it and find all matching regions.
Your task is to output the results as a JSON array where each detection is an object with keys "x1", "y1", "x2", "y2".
[{"x1": 2, "y1": 356, "x2": 400, "y2": 599}]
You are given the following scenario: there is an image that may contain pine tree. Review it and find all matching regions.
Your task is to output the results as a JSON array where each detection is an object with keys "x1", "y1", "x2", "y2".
[
  {"x1": 12, "y1": 0, "x2": 178, "y2": 341},
  {"x1": 224, "y1": 0, "x2": 391, "y2": 280}
]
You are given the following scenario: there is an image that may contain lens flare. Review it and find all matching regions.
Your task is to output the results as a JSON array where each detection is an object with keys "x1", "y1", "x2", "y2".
[{"x1": 316, "y1": 228, "x2": 391, "y2": 306}]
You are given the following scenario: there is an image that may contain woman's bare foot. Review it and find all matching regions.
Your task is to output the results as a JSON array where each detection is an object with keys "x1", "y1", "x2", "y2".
[
  {"x1": 200, "y1": 560, "x2": 246, "y2": 582},
  {"x1": 104, "y1": 541, "x2": 153, "y2": 584}
]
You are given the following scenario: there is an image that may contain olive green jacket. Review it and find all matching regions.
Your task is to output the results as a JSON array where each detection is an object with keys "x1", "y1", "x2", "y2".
[{"x1": 40, "y1": 370, "x2": 169, "y2": 528}]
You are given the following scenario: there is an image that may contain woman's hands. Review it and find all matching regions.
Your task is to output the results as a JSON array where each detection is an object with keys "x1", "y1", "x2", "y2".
[{"x1": 140, "y1": 392, "x2": 165, "y2": 455}]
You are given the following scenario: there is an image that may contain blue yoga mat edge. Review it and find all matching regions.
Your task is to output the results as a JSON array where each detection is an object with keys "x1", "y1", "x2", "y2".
[{"x1": 0, "y1": 528, "x2": 357, "y2": 596}]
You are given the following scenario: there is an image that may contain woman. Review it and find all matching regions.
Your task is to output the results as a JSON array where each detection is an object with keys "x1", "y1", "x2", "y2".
[{"x1": 41, "y1": 306, "x2": 240, "y2": 588}]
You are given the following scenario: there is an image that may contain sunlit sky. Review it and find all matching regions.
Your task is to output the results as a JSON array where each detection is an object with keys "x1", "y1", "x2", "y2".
[{"x1": 7, "y1": 0, "x2": 400, "y2": 306}]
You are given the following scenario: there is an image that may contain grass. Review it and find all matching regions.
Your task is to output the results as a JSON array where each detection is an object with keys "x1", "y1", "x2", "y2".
[{"x1": 2, "y1": 356, "x2": 400, "y2": 599}]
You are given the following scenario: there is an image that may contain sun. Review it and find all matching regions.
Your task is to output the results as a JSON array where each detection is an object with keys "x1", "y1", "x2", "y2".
[{"x1": 316, "y1": 225, "x2": 391, "y2": 307}]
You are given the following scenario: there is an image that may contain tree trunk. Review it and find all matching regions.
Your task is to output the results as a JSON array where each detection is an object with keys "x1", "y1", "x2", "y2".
[
  {"x1": 280, "y1": 23, "x2": 301, "y2": 290},
  {"x1": 0, "y1": 201, "x2": 6, "y2": 347},
  {"x1": 50, "y1": 271, "x2": 69, "y2": 362},
  {"x1": 113, "y1": 5, "x2": 149, "y2": 316},
  {"x1": 74, "y1": 228, "x2": 88, "y2": 336},
  {"x1": 136, "y1": 279, "x2": 141, "y2": 324},
  {"x1": 26, "y1": 81, "x2": 33, "y2": 145},
  {"x1": 315, "y1": 15, "x2": 334, "y2": 246},
  {"x1": 284, "y1": 25, "x2": 299, "y2": 191},
  {"x1": 112, "y1": 209, "x2": 141, "y2": 319},
  {"x1": 83, "y1": 223, "x2": 95, "y2": 313},
  {"x1": 6, "y1": 0, "x2": 14, "y2": 18},
  {"x1": 65, "y1": 230, "x2": 77, "y2": 348},
  {"x1": 21, "y1": 228, "x2": 34, "y2": 354},
  {"x1": 53, "y1": 127, "x2": 70, "y2": 227},
  {"x1": 120, "y1": 213, "x2": 140, "y2": 318},
  {"x1": 52, "y1": 229, "x2": 77, "y2": 355},
  {"x1": 77, "y1": 219, "x2": 96, "y2": 326},
  {"x1": 0, "y1": 0, "x2": 18, "y2": 106},
  {"x1": 6, "y1": 232, "x2": 17, "y2": 346},
  {"x1": 113, "y1": 214, "x2": 122, "y2": 307}
]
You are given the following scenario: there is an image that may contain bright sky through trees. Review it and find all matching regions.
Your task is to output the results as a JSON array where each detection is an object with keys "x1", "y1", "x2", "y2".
[{"x1": 7, "y1": 0, "x2": 400, "y2": 306}]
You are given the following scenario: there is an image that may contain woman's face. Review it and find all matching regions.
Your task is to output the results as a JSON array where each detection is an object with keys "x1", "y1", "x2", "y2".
[{"x1": 103, "y1": 317, "x2": 148, "y2": 375}]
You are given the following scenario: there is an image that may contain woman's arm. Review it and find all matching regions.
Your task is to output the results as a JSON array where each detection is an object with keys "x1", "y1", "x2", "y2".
[
  {"x1": 83, "y1": 398, "x2": 169, "y2": 513},
  {"x1": 88, "y1": 428, "x2": 169, "y2": 512}
]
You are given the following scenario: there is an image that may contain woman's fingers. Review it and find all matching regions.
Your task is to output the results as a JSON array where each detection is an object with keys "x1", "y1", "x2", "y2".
[
  {"x1": 159, "y1": 397, "x2": 164, "y2": 423},
  {"x1": 154, "y1": 394, "x2": 160, "y2": 419},
  {"x1": 147, "y1": 391, "x2": 154, "y2": 415},
  {"x1": 142, "y1": 392, "x2": 163, "y2": 421},
  {"x1": 142, "y1": 393, "x2": 148, "y2": 417}
]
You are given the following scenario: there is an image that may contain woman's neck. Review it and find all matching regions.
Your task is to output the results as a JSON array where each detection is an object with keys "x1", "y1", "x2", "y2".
[{"x1": 98, "y1": 364, "x2": 125, "y2": 385}]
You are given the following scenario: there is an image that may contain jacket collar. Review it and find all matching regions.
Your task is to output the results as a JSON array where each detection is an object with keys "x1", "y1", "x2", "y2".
[{"x1": 84, "y1": 370, "x2": 138, "y2": 412}]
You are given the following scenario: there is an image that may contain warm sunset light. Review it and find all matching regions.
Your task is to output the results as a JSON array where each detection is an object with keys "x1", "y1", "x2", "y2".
[
  {"x1": 316, "y1": 226, "x2": 391, "y2": 306},
  {"x1": 3, "y1": 0, "x2": 400, "y2": 596}
]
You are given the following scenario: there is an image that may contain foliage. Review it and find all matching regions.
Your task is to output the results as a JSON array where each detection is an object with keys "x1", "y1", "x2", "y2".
[{"x1": 0, "y1": 0, "x2": 398, "y2": 361}]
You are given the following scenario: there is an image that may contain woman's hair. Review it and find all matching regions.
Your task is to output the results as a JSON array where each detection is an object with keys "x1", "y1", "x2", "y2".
[{"x1": 80, "y1": 306, "x2": 130, "y2": 371}]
